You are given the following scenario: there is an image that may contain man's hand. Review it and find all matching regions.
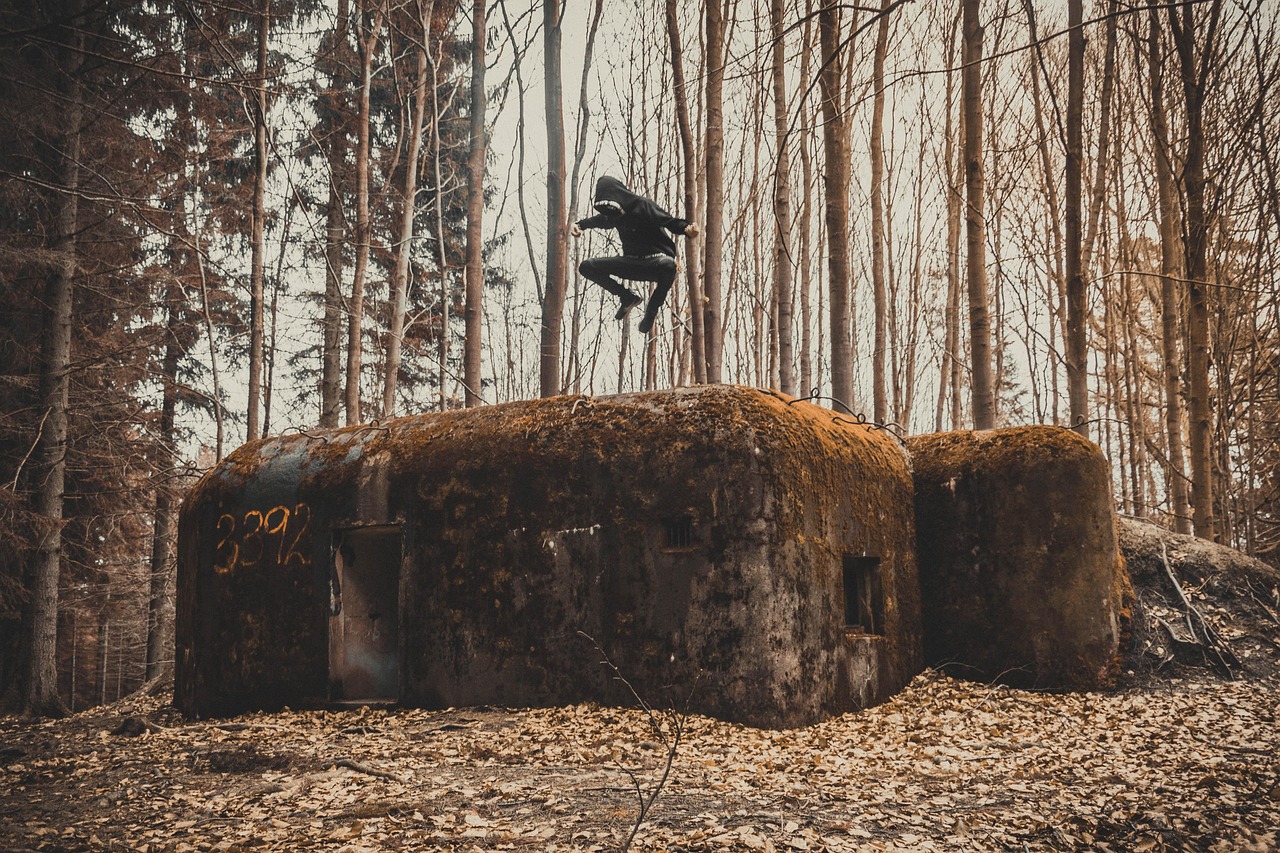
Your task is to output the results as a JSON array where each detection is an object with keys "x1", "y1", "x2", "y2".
[
  {"x1": 684, "y1": 222, "x2": 701, "y2": 238},
  {"x1": 571, "y1": 223, "x2": 582, "y2": 238}
]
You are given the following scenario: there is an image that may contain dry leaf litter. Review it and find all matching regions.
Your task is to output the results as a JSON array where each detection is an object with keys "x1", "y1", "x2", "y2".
[{"x1": 1, "y1": 668, "x2": 1277, "y2": 852}]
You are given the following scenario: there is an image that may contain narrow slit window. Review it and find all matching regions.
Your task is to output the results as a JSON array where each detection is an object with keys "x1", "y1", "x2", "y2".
[
  {"x1": 842, "y1": 556, "x2": 883, "y2": 635},
  {"x1": 664, "y1": 516, "x2": 694, "y2": 549}
]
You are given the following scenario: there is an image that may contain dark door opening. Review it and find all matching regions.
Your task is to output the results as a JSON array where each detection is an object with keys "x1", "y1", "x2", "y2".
[{"x1": 330, "y1": 526, "x2": 402, "y2": 701}]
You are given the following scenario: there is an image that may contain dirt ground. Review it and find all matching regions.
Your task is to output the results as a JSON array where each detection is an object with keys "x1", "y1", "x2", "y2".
[{"x1": 1, "y1": 667, "x2": 1277, "y2": 853}]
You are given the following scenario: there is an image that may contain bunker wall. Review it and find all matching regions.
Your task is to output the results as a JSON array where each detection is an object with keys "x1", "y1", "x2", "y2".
[
  {"x1": 907, "y1": 426, "x2": 1132, "y2": 690},
  {"x1": 176, "y1": 386, "x2": 923, "y2": 728}
]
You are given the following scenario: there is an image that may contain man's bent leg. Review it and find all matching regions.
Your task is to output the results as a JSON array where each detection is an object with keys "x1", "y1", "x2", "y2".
[
  {"x1": 638, "y1": 257, "x2": 678, "y2": 334},
  {"x1": 580, "y1": 257, "x2": 636, "y2": 299},
  {"x1": 580, "y1": 256, "x2": 643, "y2": 318}
]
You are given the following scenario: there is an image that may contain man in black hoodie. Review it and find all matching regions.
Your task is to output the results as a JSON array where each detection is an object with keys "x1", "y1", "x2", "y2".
[{"x1": 571, "y1": 175, "x2": 700, "y2": 334}]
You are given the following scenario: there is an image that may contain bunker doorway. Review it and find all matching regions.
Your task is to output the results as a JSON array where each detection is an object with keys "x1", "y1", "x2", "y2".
[{"x1": 330, "y1": 526, "x2": 402, "y2": 702}]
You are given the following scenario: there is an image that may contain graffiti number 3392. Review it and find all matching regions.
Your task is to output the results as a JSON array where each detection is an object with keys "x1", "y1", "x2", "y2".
[{"x1": 214, "y1": 503, "x2": 312, "y2": 574}]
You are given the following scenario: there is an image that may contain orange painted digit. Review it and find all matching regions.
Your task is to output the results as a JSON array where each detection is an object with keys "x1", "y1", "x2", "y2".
[
  {"x1": 238, "y1": 510, "x2": 264, "y2": 567},
  {"x1": 264, "y1": 504, "x2": 290, "y2": 565},
  {"x1": 282, "y1": 502, "x2": 312, "y2": 568},
  {"x1": 213, "y1": 514, "x2": 238, "y2": 574}
]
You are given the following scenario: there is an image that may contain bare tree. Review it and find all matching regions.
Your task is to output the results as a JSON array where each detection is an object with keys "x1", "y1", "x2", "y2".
[
  {"x1": 145, "y1": 286, "x2": 183, "y2": 681},
  {"x1": 939, "y1": 4, "x2": 963, "y2": 431},
  {"x1": 667, "y1": 0, "x2": 705, "y2": 384},
  {"x1": 540, "y1": 0, "x2": 568, "y2": 397},
  {"x1": 319, "y1": 0, "x2": 351, "y2": 428},
  {"x1": 463, "y1": 0, "x2": 487, "y2": 406},
  {"x1": 247, "y1": 0, "x2": 270, "y2": 440},
  {"x1": 798, "y1": 0, "x2": 816, "y2": 396},
  {"x1": 769, "y1": 0, "x2": 795, "y2": 394},
  {"x1": 962, "y1": 0, "x2": 996, "y2": 429},
  {"x1": 382, "y1": 5, "x2": 432, "y2": 418},
  {"x1": 345, "y1": 0, "x2": 385, "y2": 424},
  {"x1": 1168, "y1": 0, "x2": 1223, "y2": 540},
  {"x1": 703, "y1": 0, "x2": 729, "y2": 383},
  {"x1": 1064, "y1": 0, "x2": 1087, "y2": 435},
  {"x1": 4, "y1": 6, "x2": 81, "y2": 717},
  {"x1": 870, "y1": 0, "x2": 890, "y2": 421},
  {"x1": 819, "y1": 0, "x2": 854, "y2": 407}
]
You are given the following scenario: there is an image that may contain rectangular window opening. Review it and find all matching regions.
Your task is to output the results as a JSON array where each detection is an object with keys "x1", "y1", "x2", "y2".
[
  {"x1": 663, "y1": 516, "x2": 695, "y2": 550},
  {"x1": 842, "y1": 556, "x2": 883, "y2": 635}
]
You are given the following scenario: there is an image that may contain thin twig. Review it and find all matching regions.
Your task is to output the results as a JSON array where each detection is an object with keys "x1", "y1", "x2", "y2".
[
  {"x1": 7, "y1": 407, "x2": 51, "y2": 491},
  {"x1": 332, "y1": 757, "x2": 407, "y2": 783},
  {"x1": 577, "y1": 631, "x2": 692, "y2": 852}
]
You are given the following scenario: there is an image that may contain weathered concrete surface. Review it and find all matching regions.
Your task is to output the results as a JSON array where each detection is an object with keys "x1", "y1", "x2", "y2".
[
  {"x1": 176, "y1": 385, "x2": 923, "y2": 728},
  {"x1": 906, "y1": 427, "x2": 1132, "y2": 690}
]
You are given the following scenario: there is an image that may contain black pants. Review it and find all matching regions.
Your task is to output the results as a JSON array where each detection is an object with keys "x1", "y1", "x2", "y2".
[{"x1": 579, "y1": 253, "x2": 677, "y2": 327}]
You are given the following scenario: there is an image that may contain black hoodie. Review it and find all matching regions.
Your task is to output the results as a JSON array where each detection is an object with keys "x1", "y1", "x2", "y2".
[{"x1": 575, "y1": 176, "x2": 691, "y2": 258}]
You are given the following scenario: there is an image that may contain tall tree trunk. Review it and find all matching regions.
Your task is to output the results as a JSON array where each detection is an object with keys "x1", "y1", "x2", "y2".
[
  {"x1": 769, "y1": 0, "x2": 794, "y2": 395},
  {"x1": 870, "y1": 0, "x2": 890, "y2": 422},
  {"x1": 540, "y1": 0, "x2": 567, "y2": 397},
  {"x1": 463, "y1": 0, "x2": 487, "y2": 406},
  {"x1": 819, "y1": 0, "x2": 853, "y2": 408},
  {"x1": 702, "y1": 0, "x2": 728, "y2": 383},
  {"x1": 1022, "y1": 0, "x2": 1065, "y2": 425},
  {"x1": 320, "y1": 0, "x2": 351, "y2": 428},
  {"x1": 938, "y1": 4, "x2": 963, "y2": 432},
  {"x1": 668, "y1": 0, "x2": 704, "y2": 384},
  {"x1": 1168, "y1": 0, "x2": 1222, "y2": 540},
  {"x1": 346, "y1": 1, "x2": 383, "y2": 424},
  {"x1": 567, "y1": 0, "x2": 607, "y2": 393},
  {"x1": 1064, "y1": 0, "x2": 1087, "y2": 436},
  {"x1": 145, "y1": 288, "x2": 182, "y2": 681},
  {"x1": 247, "y1": 0, "x2": 270, "y2": 440},
  {"x1": 798, "y1": 0, "x2": 815, "y2": 395},
  {"x1": 384, "y1": 36, "x2": 430, "y2": 416},
  {"x1": 962, "y1": 0, "x2": 996, "y2": 429},
  {"x1": 1141, "y1": 27, "x2": 1191, "y2": 524},
  {"x1": 429, "y1": 74, "x2": 450, "y2": 410},
  {"x1": 4, "y1": 13, "x2": 81, "y2": 716}
]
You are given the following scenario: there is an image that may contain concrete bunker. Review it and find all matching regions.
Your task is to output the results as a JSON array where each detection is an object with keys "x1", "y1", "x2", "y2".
[
  {"x1": 906, "y1": 427, "x2": 1133, "y2": 690},
  {"x1": 176, "y1": 385, "x2": 924, "y2": 728}
]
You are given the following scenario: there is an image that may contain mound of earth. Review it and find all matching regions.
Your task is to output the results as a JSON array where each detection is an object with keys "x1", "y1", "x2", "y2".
[{"x1": 1118, "y1": 516, "x2": 1280, "y2": 681}]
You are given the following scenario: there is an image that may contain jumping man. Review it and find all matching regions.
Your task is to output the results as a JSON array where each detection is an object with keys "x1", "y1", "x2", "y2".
[{"x1": 571, "y1": 176, "x2": 700, "y2": 334}]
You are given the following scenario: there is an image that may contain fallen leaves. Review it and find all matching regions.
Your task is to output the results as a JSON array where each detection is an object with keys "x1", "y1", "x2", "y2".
[{"x1": 0, "y1": 671, "x2": 1277, "y2": 851}]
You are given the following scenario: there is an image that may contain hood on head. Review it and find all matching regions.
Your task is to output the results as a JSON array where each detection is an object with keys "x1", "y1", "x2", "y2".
[{"x1": 593, "y1": 175, "x2": 639, "y2": 215}]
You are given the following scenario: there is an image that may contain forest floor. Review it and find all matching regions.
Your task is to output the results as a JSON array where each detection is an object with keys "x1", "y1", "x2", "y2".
[{"x1": 1, "y1": 667, "x2": 1277, "y2": 853}]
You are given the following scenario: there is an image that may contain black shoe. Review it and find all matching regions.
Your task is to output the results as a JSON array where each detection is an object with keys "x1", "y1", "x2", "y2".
[
  {"x1": 615, "y1": 292, "x2": 642, "y2": 320},
  {"x1": 638, "y1": 309, "x2": 658, "y2": 334}
]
